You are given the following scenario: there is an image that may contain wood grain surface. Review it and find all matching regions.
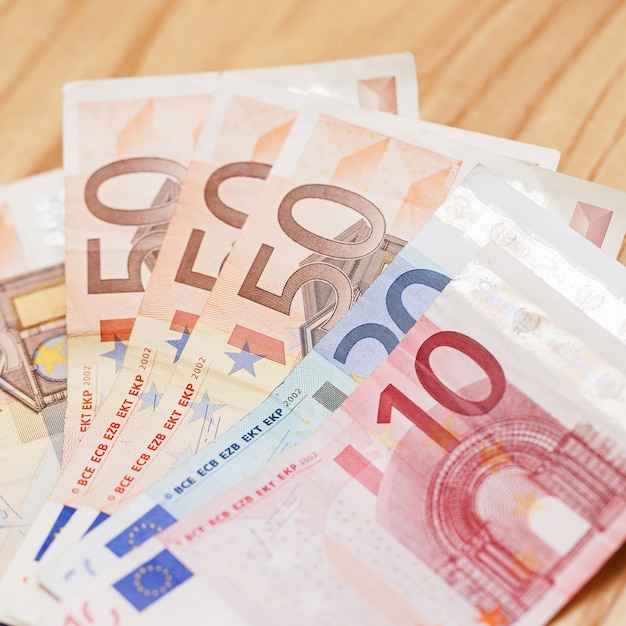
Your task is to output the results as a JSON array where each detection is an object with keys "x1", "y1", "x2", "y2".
[{"x1": 2, "y1": 0, "x2": 625, "y2": 623}]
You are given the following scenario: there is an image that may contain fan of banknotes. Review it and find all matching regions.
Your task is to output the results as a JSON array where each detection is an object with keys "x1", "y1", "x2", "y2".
[{"x1": 0, "y1": 52, "x2": 625, "y2": 626}]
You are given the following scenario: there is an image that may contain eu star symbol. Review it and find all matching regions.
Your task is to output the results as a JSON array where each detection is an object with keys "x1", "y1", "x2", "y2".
[
  {"x1": 224, "y1": 341, "x2": 264, "y2": 376},
  {"x1": 132, "y1": 563, "x2": 173, "y2": 596},
  {"x1": 511, "y1": 547, "x2": 544, "y2": 578},
  {"x1": 126, "y1": 522, "x2": 163, "y2": 547},
  {"x1": 368, "y1": 423, "x2": 402, "y2": 448},
  {"x1": 478, "y1": 441, "x2": 512, "y2": 474},
  {"x1": 102, "y1": 336, "x2": 127, "y2": 372},
  {"x1": 166, "y1": 328, "x2": 190, "y2": 363},
  {"x1": 475, "y1": 605, "x2": 509, "y2": 626},
  {"x1": 422, "y1": 415, "x2": 461, "y2": 449},
  {"x1": 511, "y1": 488, "x2": 545, "y2": 523},
  {"x1": 138, "y1": 382, "x2": 163, "y2": 411},
  {"x1": 33, "y1": 339, "x2": 67, "y2": 376},
  {"x1": 350, "y1": 373, "x2": 365, "y2": 385},
  {"x1": 188, "y1": 391, "x2": 224, "y2": 424}
]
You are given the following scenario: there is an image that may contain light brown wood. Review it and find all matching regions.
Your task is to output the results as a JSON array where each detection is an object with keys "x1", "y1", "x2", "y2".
[{"x1": 1, "y1": 0, "x2": 625, "y2": 623}]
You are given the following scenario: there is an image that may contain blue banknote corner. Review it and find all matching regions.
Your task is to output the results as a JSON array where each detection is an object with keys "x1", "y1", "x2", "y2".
[
  {"x1": 106, "y1": 505, "x2": 177, "y2": 558},
  {"x1": 113, "y1": 549, "x2": 192, "y2": 612},
  {"x1": 35, "y1": 505, "x2": 76, "y2": 562},
  {"x1": 85, "y1": 511, "x2": 110, "y2": 535}
]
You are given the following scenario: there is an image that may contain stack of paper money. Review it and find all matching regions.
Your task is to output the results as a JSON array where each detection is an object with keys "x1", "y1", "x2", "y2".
[{"x1": 0, "y1": 53, "x2": 625, "y2": 626}]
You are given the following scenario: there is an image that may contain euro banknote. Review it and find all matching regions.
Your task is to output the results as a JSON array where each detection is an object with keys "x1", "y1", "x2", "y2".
[{"x1": 61, "y1": 69, "x2": 413, "y2": 506}]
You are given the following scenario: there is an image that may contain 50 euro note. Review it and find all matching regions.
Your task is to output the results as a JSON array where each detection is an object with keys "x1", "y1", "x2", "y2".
[
  {"x1": 0, "y1": 170, "x2": 66, "y2": 582},
  {"x1": 38, "y1": 165, "x2": 626, "y2": 602},
  {"x1": 35, "y1": 171, "x2": 626, "y2": 626},
  {"x1": 62, "y1": 96, "x2": 561, "y2": 522},
  {"x1": 61, "y1": 52, "x2": 420, "y2": 467}
]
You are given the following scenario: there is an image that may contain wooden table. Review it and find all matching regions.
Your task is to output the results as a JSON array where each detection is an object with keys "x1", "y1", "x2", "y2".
[{"x1": 1, "y1": 0, "x2": 625, "y2": 623}]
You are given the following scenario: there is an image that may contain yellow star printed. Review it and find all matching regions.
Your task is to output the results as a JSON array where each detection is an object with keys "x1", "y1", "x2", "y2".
[
  {"x1": 33, "y1": 340, "x2": 67, "y2": 375},
  {"x1": 475, "y1": 605, "x2": 509, "y2": 626},
  {"x1": 127, "y1": 522, "x2": 162, "y2": 547},
  {"x1": 368, "y1": 423, "x2": 402, "y2": 448},
  {"x1": 421, "y1": 414, "x2": 461, "y2": 449},
  {"x1": 511, "y1": 488, "x2": 545, "y2": 523},
  {"x1": 350, "y1": 373, "x2": 365, "y2": 385},
  {"x1": 133, "y1": 563, "x2": 172, "y2": 596},
  {"x1": 478, "y1": 441, "x2": 512, "y2": 474},
  {"x1": 511, "y1": 547, "x2": 544, "y2": 578}
]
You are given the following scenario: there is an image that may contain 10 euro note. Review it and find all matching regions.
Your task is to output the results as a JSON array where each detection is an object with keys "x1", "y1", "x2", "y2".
[
  {"x1": 61, "y1": 53, "x2": 419, "y2": 467},
  {"x1": 39, "y1": 163, "x2": 611, "y2": 605},
  {"x1": 36, "y1": 172, "x2": 626, "y2": 626}
]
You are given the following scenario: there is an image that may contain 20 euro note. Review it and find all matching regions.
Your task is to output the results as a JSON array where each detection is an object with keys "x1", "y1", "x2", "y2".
[
  {"x1": 0, "y1": 170, "x2": 66, "y2": 581},
  {"x1": 40, "y1": 160, "x2": 618, "y2": 604},
  {"x1": 61, "y1": 53, "x2": 420, "y2": 467},
  {"x1": 36, "y1": 173, "x2": 626, "y2": 626}
]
